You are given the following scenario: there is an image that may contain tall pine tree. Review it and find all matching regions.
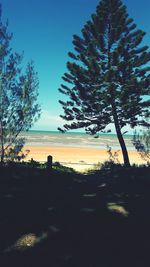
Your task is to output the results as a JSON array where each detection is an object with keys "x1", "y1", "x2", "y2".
[{"x1": 58, "y1": 0, "x2": 150, "y2": 166}]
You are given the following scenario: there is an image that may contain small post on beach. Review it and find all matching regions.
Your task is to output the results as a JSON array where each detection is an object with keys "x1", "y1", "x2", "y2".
[{"x1": 47, "y1": 155, "x2": 53, "y2": 171}]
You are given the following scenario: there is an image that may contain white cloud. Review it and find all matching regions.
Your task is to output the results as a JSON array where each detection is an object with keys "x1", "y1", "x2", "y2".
[{"x1": 32, "y1": 110, "x2": 64, "y2": 131}]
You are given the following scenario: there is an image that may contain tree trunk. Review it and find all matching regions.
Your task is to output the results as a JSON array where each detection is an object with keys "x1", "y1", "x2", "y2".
[
  {"x1": 112, "y1": 102, "x2": 130, "y2": 167},
  {"x1": 0, "y1": 120, "x2": 4, "y2": 164},
  {"x1": 0, "y1": 146, "x2": 4, "y2": 163},
  {"x1": 107, "y1": 19, "x2": 130, "y2": 166}
]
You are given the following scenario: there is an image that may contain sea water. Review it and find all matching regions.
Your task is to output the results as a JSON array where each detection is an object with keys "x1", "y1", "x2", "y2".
[{"x1": 20, "y1": 130, "x2": 135, "y2": 150}]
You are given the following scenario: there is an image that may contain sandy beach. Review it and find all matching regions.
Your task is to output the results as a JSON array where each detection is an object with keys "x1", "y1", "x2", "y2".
[{"x1": 24, "y1": 146, "x2": 146, "y2": 171}]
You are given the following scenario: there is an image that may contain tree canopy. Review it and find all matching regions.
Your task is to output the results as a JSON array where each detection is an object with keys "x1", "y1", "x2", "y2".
[
  {"x1": 0, "y1": 6, "x2": 40, "y2": 163},
  {"x1": 58, "y1": 0, "x2": 150, "y2": 166}
]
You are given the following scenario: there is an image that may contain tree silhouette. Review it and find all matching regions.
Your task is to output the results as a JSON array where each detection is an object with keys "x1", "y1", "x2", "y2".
[
  {"x1": 59, "y1": 0, "x2": 150, "y2": 166},
  {"x1": 0, "y1": 6, "x2": 40, "y2": 163}
]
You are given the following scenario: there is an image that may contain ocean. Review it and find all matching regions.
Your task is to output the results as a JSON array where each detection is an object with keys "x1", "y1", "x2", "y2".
[{"x1": 20, "y1": 130, "x2": 135, "y2": 150}]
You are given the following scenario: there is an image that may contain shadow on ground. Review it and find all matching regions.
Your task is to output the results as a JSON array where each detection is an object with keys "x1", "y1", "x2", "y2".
[{"x1": 0, "y1": 164, "x2": 150, "y2": 267}]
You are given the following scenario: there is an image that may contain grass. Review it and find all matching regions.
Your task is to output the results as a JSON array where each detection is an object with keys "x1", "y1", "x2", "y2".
[{"x1": 0, "y1": 162, "x2": 150, "y2": 266}]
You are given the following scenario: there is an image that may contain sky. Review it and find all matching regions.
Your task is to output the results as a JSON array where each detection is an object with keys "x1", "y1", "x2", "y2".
[{"x1": 1, "y1": 0, "x2": 150, "y2": 133}]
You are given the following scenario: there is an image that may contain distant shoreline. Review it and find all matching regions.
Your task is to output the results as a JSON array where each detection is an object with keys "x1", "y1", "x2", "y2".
[
  {"x1": 25, "y1": 129, "x2": 135, "y2": 137},
  {"x1": 20, "y1": 130, "x2": 135, "y2": 151}
]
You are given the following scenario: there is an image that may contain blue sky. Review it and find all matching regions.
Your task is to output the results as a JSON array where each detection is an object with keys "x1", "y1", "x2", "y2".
[{"x1": 1, "y1": 0, "x2": 150, "y2": 132}]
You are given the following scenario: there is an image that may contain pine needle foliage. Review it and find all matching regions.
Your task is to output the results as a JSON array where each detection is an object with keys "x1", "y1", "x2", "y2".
[{"x1": 58, "y1": 0, "x2": 150, "y2": 166}]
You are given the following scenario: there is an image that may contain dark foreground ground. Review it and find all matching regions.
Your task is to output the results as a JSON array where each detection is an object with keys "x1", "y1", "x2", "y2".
[{"x1": 0, "y1": 163, "x2": 150, "y2": 267}]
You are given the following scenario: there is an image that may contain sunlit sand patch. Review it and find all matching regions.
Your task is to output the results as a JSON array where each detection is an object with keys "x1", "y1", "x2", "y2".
[
  {"x1": 97, "y1": 183, "x2": 106, "y2": 188},
  {"x1": 14, "y1": 233, "x2": 39, "y2": 250},
  {"x1": 107, "y1": 203, "x2": 129, "y2": 217},
  {"x1": 7, "y1": 232, "x2": 48, "y2": 252},
  {"x1": 7, "y1": 226, "x2": 61, "y2": 252}
]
